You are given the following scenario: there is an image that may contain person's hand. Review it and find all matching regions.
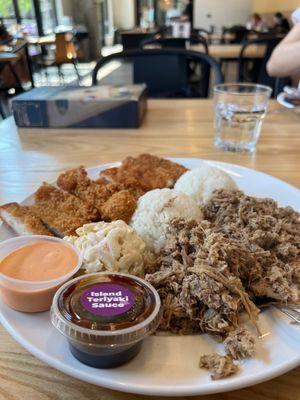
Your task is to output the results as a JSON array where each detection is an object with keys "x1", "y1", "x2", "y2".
[{"x1": 291, "y1": 8, "x2": 300, "y2": 24}]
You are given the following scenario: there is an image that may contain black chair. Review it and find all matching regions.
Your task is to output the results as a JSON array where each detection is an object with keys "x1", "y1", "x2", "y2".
[
  {"x1": 121, "y1": 31, "x2": 159, "y2": 50},
  {"x1": 140, "y1": 37, "x2": 209, "y2": 91},
  {"x1": 222, "y1": 25, "x2": 249, "y2": 44},
  {"x1": 92, "y1": 49, "x2": 223, "y2": 98},
  {"x1": 238, "y1": 36, "x2": 291, "y2": 97},
  {"x1": 191, "y1": 28, "x2": 211, "y2": 43}
]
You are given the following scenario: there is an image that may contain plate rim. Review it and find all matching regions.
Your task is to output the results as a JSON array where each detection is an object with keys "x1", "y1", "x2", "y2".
[
  {"x1": 277, "y1": 92, "x2": 300, "y2": 110},
  {"x1": 0, "y1": 306, "x2": 299, "y2": 397},
  {"x1": 0, "y1": 157, "x2": 299, "y2": 396}
]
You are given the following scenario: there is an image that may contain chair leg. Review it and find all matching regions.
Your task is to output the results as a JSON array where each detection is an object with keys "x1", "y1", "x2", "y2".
[
  {"x1": 0, "y1": 102, "x2": 6, "y2": 119},
  {"x1": 0, "y1": 96, "x2": 9, "y2": 119},
  {"x1": 44, "y1": 68, "x2": 48, "y2": 85},
  {"x1": 72, "y1": 59, "x2": 81, "y2": 83},
  {"x1": 57, "y1": 65, "x2": 64, "y2": 84},
  {"x1": 8, "y1": 62, "x2": 23, "y2": 91}
]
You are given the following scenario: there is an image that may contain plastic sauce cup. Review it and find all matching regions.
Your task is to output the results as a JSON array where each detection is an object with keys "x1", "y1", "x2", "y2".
[
  {"x1": 51, "y1": 272, "x2": 162, "y2": 368},
  {"x1": 0, "y1": 235, "x2": 82, "y2": 312}
]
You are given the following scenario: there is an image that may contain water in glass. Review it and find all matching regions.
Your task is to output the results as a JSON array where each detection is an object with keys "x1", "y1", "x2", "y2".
[
  {"x1": 213, "y1": 84, "x2": 272, "y2": 153},
  {"x1": 214, "y1": 103, "x2": 267, "y2": 152}
]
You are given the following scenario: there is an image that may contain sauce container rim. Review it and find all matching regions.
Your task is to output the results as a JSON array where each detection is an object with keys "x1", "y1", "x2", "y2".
[
  {"x1": 0, "y1": 235, "x2": 83, "y2": 287},
  {"x1": 51, "y1": 272, "x2": 162, "y2": 338}
]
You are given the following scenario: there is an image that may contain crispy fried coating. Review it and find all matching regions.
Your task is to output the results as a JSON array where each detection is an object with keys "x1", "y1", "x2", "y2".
[
  {"x1": 0, "y1": 202, "x2": 53, "y2": 236},
  {"x1": 101, "y1": 190, "x2": 137, "y2": 223},
  {"x1": 57, "y1": 166, "x2": 120, "y2": 216},
  {"x1": 33, "y1": 183, "x2": 96, "y2": 236},
  {"x1": 100, "y1": 154, "x2": 188, "y2": 192}
]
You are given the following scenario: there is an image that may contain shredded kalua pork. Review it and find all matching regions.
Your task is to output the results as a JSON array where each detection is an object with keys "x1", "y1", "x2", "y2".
[
  {"x1": 146, "y1": 189, "x2": 300, "y2": 378},
  {"x1": 199, "y1": 354, "x2": 238, "y2": 380}
]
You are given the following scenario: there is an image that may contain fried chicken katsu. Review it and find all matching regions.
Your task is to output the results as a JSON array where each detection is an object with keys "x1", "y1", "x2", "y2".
[
  {"x1": 100, "y1": 190, "x2": 137, "y2": 223},
  {"x1": 0, "y1": 202, "x2": 53, "y2": 236},
  {"x1": 100, "y1": 154, "x2": 188, "y2": 192},
  {"x1": 57, "y1": 166, "x2": 120, "y2": 216},
  {"x1": 32, "y1": 183, "x2": 97, "y2": 237},
  {"x1": 0, "y1": 154, "x2": 188, "y2": 238},
  {"x1": 57, "y1": 166, "x2": 137, "y2": 222}
]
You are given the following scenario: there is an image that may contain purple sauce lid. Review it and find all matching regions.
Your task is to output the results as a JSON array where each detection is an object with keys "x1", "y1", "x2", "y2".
[{"x1": 51, "y1": 272, "x2": 162, "y2": 347}]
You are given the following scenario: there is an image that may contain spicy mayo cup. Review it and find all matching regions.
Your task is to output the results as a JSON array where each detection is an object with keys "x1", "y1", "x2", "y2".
[{"x1": 0, "y1": 235, "x2": 82, "y2": 312}]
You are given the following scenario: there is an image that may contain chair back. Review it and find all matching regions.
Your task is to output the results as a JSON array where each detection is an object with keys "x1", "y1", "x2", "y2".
[
  {"x1": 222, "y1": 25, "x2": 248, "y2": 44},
  {"x1": 12, "y1": 38, "x2": 32, "y2": 85},
  {"x1": 92, "y1": 48, "x2": 223, "y2": 98},
  {"x1": 121, "y1": 31, "x2": 158, "y2": 50},
  {"x1": 191, "y1": 28, "x2": 211, "y2": 43},
  {"x1": 55, "y1": 32, "x2": 77, "y2": 64},
  {"x1": 238, "y1": 36, "x2": 290, "y2": 97}
]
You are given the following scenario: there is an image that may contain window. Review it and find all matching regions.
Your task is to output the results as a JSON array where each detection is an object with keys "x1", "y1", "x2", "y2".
[
  {"x1": 137, "y1": 0, "x2": 155, "y2": 28},
  {"x1": 18, "y1": 0, "x2": 38, "y2": 35},
  {"x1": 0, "y1": 0, "x2": 57, "y2": 36},
  {"x1": 40, "y1": 0, "x2": 57, "y2": 34},
  {"x1": 0, "y1": 0, "x2": 18, "y2": 32}
]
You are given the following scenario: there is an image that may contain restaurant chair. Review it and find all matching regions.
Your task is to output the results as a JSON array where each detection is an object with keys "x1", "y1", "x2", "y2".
[
  {"x1": 140, "y1": 36, "x2": 209, "y2": 85},
  {"x1": 121, "y1": 30, "x2": 159, "y2": 50},
  {"x1": 0, "y1": 38, "x2": 33, "y2": 117},
  {"x1": 237, "y1": 36, "x2": 291, "y2": 97},
  {"x1": 191, "y1": 28, "x2": 211, "y2": 44},
  {"x1": 221, "y1": 25, "x2": 249, "y2": 44},
  {"x1": 219, "y1": 26, "x2": 251, "y2": 79},
  {"x1": 92, "y1": 48, "x2": 223, "y2": 98},
  {"x1": 37, "y1": 31, "x2": 81, "y2": 84}
]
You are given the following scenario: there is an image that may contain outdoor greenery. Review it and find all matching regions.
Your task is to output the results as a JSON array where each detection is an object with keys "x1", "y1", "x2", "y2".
[{"x1": 0, "y1": 0, "x2": 33, "y2": 18}]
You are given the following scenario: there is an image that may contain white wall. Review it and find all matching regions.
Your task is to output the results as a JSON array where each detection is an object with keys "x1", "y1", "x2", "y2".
[
  {"x1": 112, "y1": 0, "x2": 136, "y2": 30},
  {"x1": 194, "y1": 0, "x2": 252, "y2": 31}
]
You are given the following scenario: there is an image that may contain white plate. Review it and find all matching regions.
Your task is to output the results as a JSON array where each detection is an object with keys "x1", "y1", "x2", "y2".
[
  {"x1": 0, "y1": 158, "x2": 299, "y2": 397},
  {"x1": 277, "y1": 92, "x2": 300, "y2": 112}
]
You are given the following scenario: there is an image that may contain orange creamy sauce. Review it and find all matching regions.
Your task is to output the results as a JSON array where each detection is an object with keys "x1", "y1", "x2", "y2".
[{"x1": 0, "y1": 241, "x2": 78, "y2": 281}]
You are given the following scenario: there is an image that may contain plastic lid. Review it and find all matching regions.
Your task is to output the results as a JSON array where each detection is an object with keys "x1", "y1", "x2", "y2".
[{"x1": 51, "y1": 272, "x2": 162, "y2": 347}]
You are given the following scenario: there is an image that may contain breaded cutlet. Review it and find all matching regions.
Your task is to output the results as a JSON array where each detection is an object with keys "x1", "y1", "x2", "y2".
[
  {"x1": 0, "y1": 202, "x2": 54, "y2": 236},
  {"x1": 100, "y1": 190, "x2": 137, "y2": 223},
  {"x1": 99, "y1": 154, "x2": 188, "y2": 192},
  {"x1": 56, "y1": 166, "x2": 121, "y2": 215},
  {"x1": 32, "y1": 183, "x2": 97, "y2": 237}
]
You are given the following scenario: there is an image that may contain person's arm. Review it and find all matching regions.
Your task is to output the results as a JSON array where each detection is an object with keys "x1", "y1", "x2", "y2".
[{"x1": 267, "y1": 23, "x2": 300, "y2": 77}]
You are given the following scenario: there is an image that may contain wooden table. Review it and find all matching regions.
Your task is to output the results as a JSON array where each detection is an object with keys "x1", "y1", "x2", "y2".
[
  {"x1": 191, "y1": 43, "x2": 266, "y2": 59},
  {"x1": 27, "y1": 35, "x2": 56, "y2": 46},
  {"x1": 0, "y1": 100, "x2": 299, "y2": 399},
  {"x1": 0, "y1": 52, "x2": 18, "y2": 62},
  {"x1": 0, "y1": 45, "x2": 13, "y2": 52}
]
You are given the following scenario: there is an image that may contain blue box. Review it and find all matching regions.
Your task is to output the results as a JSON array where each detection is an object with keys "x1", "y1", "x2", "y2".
[{"x1": 12, "y1": 85, "x2": 147, "y2": 128}]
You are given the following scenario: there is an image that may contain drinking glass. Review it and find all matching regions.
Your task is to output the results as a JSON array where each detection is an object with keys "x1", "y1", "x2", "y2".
[{"x1": 213, "y1": 83, "x2": 272, "y2": 153}]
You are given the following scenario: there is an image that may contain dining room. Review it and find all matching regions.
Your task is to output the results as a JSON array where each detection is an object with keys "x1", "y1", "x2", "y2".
[{"x1": 0, "y1": 1, "x2": 299, "y2": 400}]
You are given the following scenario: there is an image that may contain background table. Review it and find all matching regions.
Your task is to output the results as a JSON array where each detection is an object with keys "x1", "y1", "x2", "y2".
[
  {"x1": 191, "y1": 43, "x2": 266, "y2": 59},
  {"x1": 27, "y1": 35, "x2": 56, "y2": 46},
  {"x1": 0, "y1": 99, "x2": 299, "y2": 399}
]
